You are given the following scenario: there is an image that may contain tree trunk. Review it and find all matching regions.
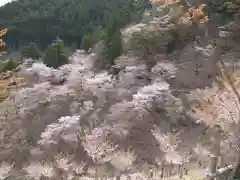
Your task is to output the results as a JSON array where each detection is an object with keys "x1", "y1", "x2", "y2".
[{"x1": 207, "y1": 155, "x2": 218, "y2": 180}]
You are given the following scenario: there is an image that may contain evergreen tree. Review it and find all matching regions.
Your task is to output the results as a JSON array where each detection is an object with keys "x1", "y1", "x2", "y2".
[
  {"x1": 102, "y1": 18, "x2": 122, "y2": 68},
  {"x1": 81, "y1": 34, "x2": 93, "y2": 52},
  {"x1": 55, "y1": 38, "x2": 68, "y2": 66},
  {"x1": 43, "y1": 45, "x2": 58, "y2": 68},
  {"x1": 43, "y1": 38, "x2": 68, "y2": 68},
  {"x1": 81, "y1": 32, "x2": 101, "y2": 52},
  {"x1": 21, "y1": 43, "x2": 41, "y2": 59}
]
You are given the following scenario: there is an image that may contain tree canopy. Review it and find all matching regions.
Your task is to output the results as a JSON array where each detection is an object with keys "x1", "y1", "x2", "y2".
[{"x1": 0, "y1": 0, "x2": 151, "y2": 50}]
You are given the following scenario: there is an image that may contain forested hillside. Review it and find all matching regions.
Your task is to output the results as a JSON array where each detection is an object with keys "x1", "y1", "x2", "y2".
[
  {"x1": 0, "y1": 0, "x2": 238, "y2": 50},
  {"x1": 1, "y1": 0, "x2": 240, "y2": 179},
  {"x1": 0, "y1": 0, "x2": 150, "y2": 49}
]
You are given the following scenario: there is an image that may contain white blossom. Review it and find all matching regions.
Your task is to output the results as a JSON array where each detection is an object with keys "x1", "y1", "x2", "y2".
[
  {"x1": 23, "y1": 162, "x2": 54, "y2": 179},
  {"x1": 38, "y1": 116, "x2": 80, "y2": 147},
  {"x1": 83, "y1": 101, "x2": 94, "y2": 110},
  {"x1": 26, "y1": 63, "x2": 53, "y2": 82},
  {"x1": 15, "y1": 82, "x2": 51, "y2": 111},
  {"x1": 55, "y1": 154, "x2": 71, "y2": 170},
  {"x1": 70, "y1": 161, "x2": 86, "y2": 174},
  {"x1": 132, "y1": 82, "x2": 170, "y2": 109},
  {"x1": 120, "y1": 172, "x2": 148, "y2": 180},
  {"x1": 4, "y1": 46, "x2": 225, "y2": 178},
  {"x1": 195, "y1": 44, "x2": 215, "y2": 56},
  {"x1": 82, "y1": 126, "x2": 118, "y2": 163},
  {"x1": 0, "y1": 163, "x2": 12, "y2": 180},
  {"x1": 218, "y1": 30, "x2": 231, "y2": 38},
  {"x1": 108, "y1": 150, "x2": 136, "y2": 171},
  {"x1": 151, "y1": 62, "x2": 177, "y2": 80}
]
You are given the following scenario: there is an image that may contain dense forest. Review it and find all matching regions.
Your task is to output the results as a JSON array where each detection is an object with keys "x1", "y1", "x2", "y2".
[
  {"x1": 0, "y1": 0, "x2": 239, "y2": 50},
  {"x1": 0, "y1": 0, "x2": 151, "y2": 49}
]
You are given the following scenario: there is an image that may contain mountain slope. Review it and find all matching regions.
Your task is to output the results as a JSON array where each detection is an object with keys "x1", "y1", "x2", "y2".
[{"x1": 0, "y1": 0, "x2": 150, "y2": 49}]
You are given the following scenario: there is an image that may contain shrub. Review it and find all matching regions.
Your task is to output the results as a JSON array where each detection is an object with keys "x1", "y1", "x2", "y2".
[
  {"x1": 102, "y1": 18, "x2": 123, "y2": 68},
  {"x1": 130, "y1": 24, "x2": 195, "y2": 56},
  {"x1": 81, "y1": 34, "x2": 93, "y2": 52},
  {"x1": 0, "y1": 58, "x2": 18, "y2": 72},
  {"x1": 103, "y1": 29, "x2": 123, "y2": 68},
  {"x1": 43, "y1": 38, "x2": 69, "y2": 68},
  {"x1": 130, "y1": 29, "x2": 170, "y2": 56},
  {"x1": 21, "y1": 43, "x2": 41, "y2": 59},
  {"x1": 43, "y1": 45, "x2": 58, "y2": 68},
  {"x1": 81, "y1": 32, "x2": 101, "y2": 52}
]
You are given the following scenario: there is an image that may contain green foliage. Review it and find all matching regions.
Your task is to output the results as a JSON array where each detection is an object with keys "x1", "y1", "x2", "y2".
[
  {"x1": 207, "y1": 0, "x2": 240, "y2": 41},
  {"x1": 81, "y1": 32, "x2": 101, "y2": 52},
  {"x1": 21, "y1": 43, "x2": 41, "y2": 59},
  {"x1": 0, "y1": 0, "x2": 150, "y2": 49},
  {"x1": 130, "y1": 24, "x2": 195, "y2": 56},
  {"x1": 207, "y1": 0, "x2": 240, "y2": 21},
  {"x1": 102, "y1": 18, "x2": 123, "y2": 68},
  {"x1": 218, "y1": 0, "x2": 240, "y2": 15},
  {"x1": 43, "y1": 45, "x2": 58, "y2": 68},
  {"x1": 130, "y1": 29, "x2": 171, "y2": 56},
  {"x1": 0, "y1": 58, "x2": 17, "y2": 72},
  {"x1": 172, "y1": 24, "x2": 196, "y2": 47},
  {"x1": 81, "y1": 34, "x2": 93, "y2": 52},
  {"x1": 43, "y1": 38, "x2": 68, "y2": 68}
]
